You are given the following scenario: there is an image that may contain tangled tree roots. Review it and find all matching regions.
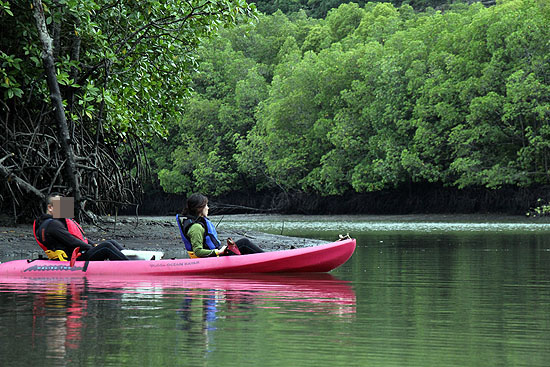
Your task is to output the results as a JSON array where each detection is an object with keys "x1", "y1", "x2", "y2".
[{"x1": 0, "y1": 104, "x2": 147, "y2": 223}]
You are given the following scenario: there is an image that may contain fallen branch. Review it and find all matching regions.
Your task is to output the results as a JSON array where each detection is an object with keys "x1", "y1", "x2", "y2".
[
  {"x1": 0, "y1": 161, "x2": 45, "y2": 200},
  {"x1": 0, "y1": 153, "x2": 14, "y2": 165}
]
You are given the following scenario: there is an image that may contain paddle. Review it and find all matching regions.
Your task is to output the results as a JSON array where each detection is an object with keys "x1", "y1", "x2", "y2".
[{"x1": 70, "y1": 247, "x2": 81, "y2": 267}]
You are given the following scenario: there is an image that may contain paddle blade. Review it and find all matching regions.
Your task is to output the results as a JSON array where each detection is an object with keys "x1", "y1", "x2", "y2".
[{"x1": 70, "y1": 247, "x2": 81, "y2": 267}]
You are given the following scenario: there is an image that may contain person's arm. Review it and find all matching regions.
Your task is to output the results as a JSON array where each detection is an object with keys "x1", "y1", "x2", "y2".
[
  {"x1": 47, "y1": 220, "x2": 93, "y2": 251},
  {"x1": 187, "y1": 223, "x2": 224, "y2": 257}
]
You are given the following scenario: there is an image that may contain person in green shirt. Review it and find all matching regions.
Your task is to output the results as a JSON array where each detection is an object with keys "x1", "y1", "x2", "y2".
[{"x1": 182, "y1": 193, "x2": 263, "y2": 257}]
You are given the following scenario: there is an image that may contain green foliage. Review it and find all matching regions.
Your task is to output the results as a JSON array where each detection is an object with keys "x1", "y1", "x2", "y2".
[
  {"x1": 147, "y1": 23, "x2": 268, "y2": 196},
  {"x1": 325, "y1": 2, "x2": 364, "y2": 42},
  {"x1": 1, "y1": 0, "x2": 256, "y2": 139},
  {"x1": 1, "y1": 51, "x2": 24, "y2": 99},
  {"x1": 0, "y1": 0, "x2": 258, "y2": 216},
  {"x1": 147, "y1": 0, "x2": 549, "y2": 199},
  {"x1": 526, "y1": 199, "x2": 550, "y2": 217},
  {"x1": 253, "y1": 0, "x2": 455, "y2": 18}
]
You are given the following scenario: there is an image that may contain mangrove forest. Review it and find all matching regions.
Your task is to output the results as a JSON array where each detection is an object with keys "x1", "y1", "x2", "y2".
[{"x1": 1, "y1": 0, "x2": 549, "y2": 221}]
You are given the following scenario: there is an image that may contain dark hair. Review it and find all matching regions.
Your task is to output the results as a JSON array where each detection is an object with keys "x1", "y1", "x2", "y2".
[
  {"x1": 45, "y1": 193, "x2": 63, "y2": 212},
  {"x1": 184, "y1": 193, "x2": 208, "y2": 217}
]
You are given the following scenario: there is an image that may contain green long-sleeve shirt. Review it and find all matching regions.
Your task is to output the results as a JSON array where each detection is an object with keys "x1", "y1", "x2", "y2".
[{"x1": 187, "y1": 223, "x2": 217, "y2": 258}]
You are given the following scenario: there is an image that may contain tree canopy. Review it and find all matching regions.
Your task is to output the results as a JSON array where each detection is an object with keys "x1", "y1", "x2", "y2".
[
  {"x1": 149, "y1": 0, "x2": 550, "y2": 201},
  {"x1": 252, "y1": 0, "x2": 480, "y2": 18},
  {"x1": 2, "y1": 0, "x2": 548, "y2": 219},
  {"x1": 0, "y1": 0, "x2": 255, "y2": 220}
]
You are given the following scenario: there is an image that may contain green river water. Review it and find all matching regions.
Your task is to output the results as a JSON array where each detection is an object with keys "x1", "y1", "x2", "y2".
[{"x1": 1, "y1": 215, "x2": 550, "y2": 366}]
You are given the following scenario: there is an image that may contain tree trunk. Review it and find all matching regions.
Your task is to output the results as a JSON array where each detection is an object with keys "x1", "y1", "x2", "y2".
[{"x1": 32, "y1": 0, "x2": 81, "y2": 219}]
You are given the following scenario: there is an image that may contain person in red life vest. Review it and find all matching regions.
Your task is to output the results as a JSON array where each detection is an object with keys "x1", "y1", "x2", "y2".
[{"x1": 33, "y1": 194, "x2": 128, "y2": 261}]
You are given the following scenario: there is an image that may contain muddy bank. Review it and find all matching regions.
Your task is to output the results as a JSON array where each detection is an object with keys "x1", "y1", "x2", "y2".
[{"x1": 0, "y1": 217, "x2": 326, "y2": 261}]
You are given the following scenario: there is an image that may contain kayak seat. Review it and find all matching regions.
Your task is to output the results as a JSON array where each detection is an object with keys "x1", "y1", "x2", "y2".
[
  {"x1": 45, "y1": 249, "x2": 69, "y2": 261},
  {"x1": 176, "y1": 214, "x2": 198, "y2": 259}
]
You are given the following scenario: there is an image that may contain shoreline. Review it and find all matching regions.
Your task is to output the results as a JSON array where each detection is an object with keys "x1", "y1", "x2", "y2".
[
  {"x1": 3, "y1": 212, "x2": 548, "y2": 261},
  {"x1": 0, "y1": 217, "x2": 326, "y2": 261}
]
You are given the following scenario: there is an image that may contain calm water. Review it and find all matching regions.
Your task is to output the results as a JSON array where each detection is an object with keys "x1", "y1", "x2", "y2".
[{"x1": 2, "y1": 215, "x2": 550, "y2": 366}]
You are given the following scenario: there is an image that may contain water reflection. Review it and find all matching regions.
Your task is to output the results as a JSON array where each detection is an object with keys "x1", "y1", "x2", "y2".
[
  {"x1": 0, "y1": 273, "x2": 356, "y2": 312},
  {"x1": 6, "y1": 280, "x2": 90, "y2": 365},
  {"x1": 0, "y1": 273, "x2": 356, "y2": 365},
  {"x1": 346, "y1": 233, "x2": 550, "y2": 367}
]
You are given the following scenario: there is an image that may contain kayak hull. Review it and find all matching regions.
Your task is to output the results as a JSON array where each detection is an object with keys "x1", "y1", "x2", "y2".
[{"x1": 0, "y1": 238, "x2": 356, "y2": 277}]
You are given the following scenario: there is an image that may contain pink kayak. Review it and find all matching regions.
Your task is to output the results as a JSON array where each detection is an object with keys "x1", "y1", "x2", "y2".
[{"x1": 0, "y1": 238, "x2": 356, "y2": 277}]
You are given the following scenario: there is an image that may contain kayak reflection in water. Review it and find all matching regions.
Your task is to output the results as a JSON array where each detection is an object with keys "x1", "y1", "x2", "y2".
[{"x1": 180, "y1": 193, "x2": 263, "y2": 258}]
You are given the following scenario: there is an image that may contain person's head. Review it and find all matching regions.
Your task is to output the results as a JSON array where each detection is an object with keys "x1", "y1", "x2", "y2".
[
  {"x1": 184, "y1": 193, "x2": 209, "y2": 217},
  {"x1": 45, "y1": 194, "x2": 74, "y2": 218},
  {"x1": 45, "y1": 194, "x2": 61, "y2": 214}
]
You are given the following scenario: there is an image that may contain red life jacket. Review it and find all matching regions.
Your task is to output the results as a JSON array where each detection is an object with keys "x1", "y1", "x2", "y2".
[
  {"x1": 33, "y1": 219, "x2": 50, "y2": 252},
  {"x1": 65, "y1": 218, "x2": 88, "y2": 244},
  {"x1": 33, "y1": 218, "x2": 89, "y2": 251}
]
